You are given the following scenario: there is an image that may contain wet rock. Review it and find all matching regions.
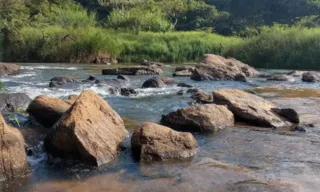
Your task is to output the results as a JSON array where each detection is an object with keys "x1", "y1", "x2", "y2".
[
  {"x1": 117, "y1": 74, "x2": 130, "y2": 82},
  {"x1": 186, "y1": 88, "x2": 201, "y2": 94},
  {"x1": 173, "y1": 66, "x2": 195, "y2": 77},
  {"x1": 27, "y1": 96, "x2": 71, "y2": 128},
  {"x1": 177, "y1": 83, "x2": 193, "y2": 88},
  {"x1": 140, "y1": 60, "x2": 164, "y2": 68},
  {"x1": 213, "y1": 89, "x2": 294, "y2": 128},
  {"x1": 131, "y1": 122, "x2": 197, "y2": 162},
  {"x1": 102, "y1": 66, "x2": 163, "y2": 76},
  {"x1": 121, "y1": 88, "x2": 137, "y2": 96},
  {"x1": 161, "y1": 104, "x2": 234, "y2": 133},
  {"x1": 190, "y1": 89, "x2": 213, "y2": 104},
  {"x1": 287, "y1": 70, "x2": 304, "y2": 77},
  {"x1": 0, "y1": 93, "x2": 32, "y2": 113},
  {"x1": 96, "y1": 78, "x2": 128, "y2": 89},
  {"x1": 235, "y1": 74, "x2": 248, "y2": 82},
  {"x1": 267, "y1": 74, "x2": 294, "y2": 81},
  {"x1": 49, "y1": 76, "x2": 77, "y2": 88},
  {"x1": 82, "y1": 75, "x2": 97, "y2": 83},
  {"x1": 44, "y1": 90, "x2": 128, "y2": 166},
  {"x1": 142, "y1": 78, "x2": 166, "y2": 88},
  {"x1": 0, "y1": 63, "x2": 20, "y2": 76},
  {"x1": 0, "y1": 113, "x2": 29, "y2": 181},
  {"x1": 160, "y1": 77, "x2": 177, "y2": 85},
  {"x1": 177, "y1": 90, "x2": 184, "y2": 95},
  {"x1": 302, "y1": 72, "x2": 320, "y2": 82},
  {"x1": 271, "y1": 108, "x2": 300, "y2": 124},
  {"x1": 191, "y1": 54, "x2": 259, "y2": 81}
]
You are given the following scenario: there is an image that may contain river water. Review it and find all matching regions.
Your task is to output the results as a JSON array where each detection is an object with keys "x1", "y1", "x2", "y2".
[{"x1": 0, "y1": 63, "x2": 320, "y2": 192}]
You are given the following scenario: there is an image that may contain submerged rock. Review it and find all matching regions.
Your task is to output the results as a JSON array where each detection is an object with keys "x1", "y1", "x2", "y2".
[
  {"x1": 102, "y1": 66, "x2": 163, "y2": 76},
  {"x1": 131, "y1": 122, "x2": 197, "y2": 162},
  {"x1": 0, "y1": 93, "x2": 32, "y2": 112},
  {"x1": 27, "y1": 96, "x2": 71, "y2": 128},
  {"x1": 142, "y1": 78, "x2": 166, "y2": 88},
  {"x1": 191, "y1": 54, "x2": 259, "y2": 81},
  {"x1": 120, "y1": 88, "x2": 137, "y2": 96},
  {"x1": 173, "y1": 66, "x2": 195, "y2": 77},
  {"x1": 0, "y1": 63, "x2": 20, "y2": 76},
  {"x1": 302, "y1": 72, "x2": 320, "y2": 82},
  {"x1": 49, "y1": 76, "x2": 77, "y2": 88},
  {"x1": 267, "y1": 74, "x2": 294, "y2": 81},
  {"x1": 161, "y1": 104, "x2": 234, "y2": 133},
  {"x1": 177, "y1": 83, "x2": 193, "y2": 88},
  {"x1": 0, "y1": 113, "x2": 29, "y2": 181},
  {"x1": 44, "y1": 90, "x2": 128, "y2": 166},
  {"x1": 213, "y1": 89, "x2": 296, "y2": 128},
  {"x1": 287, "y1": 70, "x2": 304, "y2": 77}
]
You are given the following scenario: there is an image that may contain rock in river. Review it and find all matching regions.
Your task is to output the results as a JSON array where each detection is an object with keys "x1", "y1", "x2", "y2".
[
  {"x1": 302, "y1": 71, "x2": 320, "y2": 82},
  {"x1": 173, "y1": 66, "x2": 195, "y2": 77},
  {"x1": 161, "y1": 104, "x2": 234, "y2": 133},
  {"x1": 142, "y1": 78, "x2": 166, "y2": 88},
  {"x1": 102, "y1": 66, "x2": 163, "y2": 76},
  {"x1": 191, "y1": 54, "x2": 259, "y2": 81},
  {"x1": 0, "y1": 113, "x2": 29, "y2": 181},
  {"x1": 267, "y1": 74, "x2": 294, "y2": 81},
  {"x1": 27, "y1": 96, "x2": 72, "y2": 128},
  {"x1": 213, "y1": 89, "x2": 298, "y2": 128},
  {"x1": 190, "y1": 89, "x2": 213, "y2": 104},
  {"x1": 0, "y1": 93, "x2": 32, "y2": 112},
  {"x1": 49, "y1": 76, "x2": 77, "y2": 88},
  {"x1": 0, "y1": 63, "x2": 20, "y2": 76},
  {"x1": 44, "y1": 90, "x2": 128, "y2": 166},
  {"x1": 131, "y1": 122, "x2": 198, "y2": 162}
]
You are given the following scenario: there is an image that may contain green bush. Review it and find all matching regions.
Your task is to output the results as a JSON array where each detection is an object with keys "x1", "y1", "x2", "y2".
[{"x1": 225, "y1": 25, "x2": 320, "y2": 69}]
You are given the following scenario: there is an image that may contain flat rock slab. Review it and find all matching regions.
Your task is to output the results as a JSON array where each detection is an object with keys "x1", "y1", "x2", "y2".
[{"x1": 102, "y1": 66, "x2": 163, "y2": 76}]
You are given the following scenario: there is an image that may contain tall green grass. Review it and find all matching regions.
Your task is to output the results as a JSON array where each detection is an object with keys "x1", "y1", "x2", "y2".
[{"x1": 225, "y1": 26, "x2": 320, "y2": 69}]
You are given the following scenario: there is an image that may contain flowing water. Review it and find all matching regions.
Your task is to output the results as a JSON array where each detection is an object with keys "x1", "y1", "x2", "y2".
[{"x1": 0, "y1": 64, "x2": 320, "y2": 192}]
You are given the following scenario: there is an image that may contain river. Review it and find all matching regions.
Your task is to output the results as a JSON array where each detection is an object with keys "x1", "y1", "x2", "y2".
[{"x1": 0, "y1": 63, "x2": 320, "y2": 192}]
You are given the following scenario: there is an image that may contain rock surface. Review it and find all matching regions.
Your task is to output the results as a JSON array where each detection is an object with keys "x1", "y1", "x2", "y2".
[
  {"x1": 102, "y1": 66, "x2": 163, "y2": 76},
  {"x1": 131, "y1": 122, "x2": 197, "y2": 162},
  {"x1": 140, "y1": 60, "x2": 164, "y2": 68},
  {"x1": 44, "y1": 90, "x2": 128, "y2": 166},
  {"x1": 0, "y1": 93, "x2": 32, "y2": 112},
  {"x1": 0, "y1": 113, "x2": 29, "y2": 181},
  {"x1": 191, "y1": 54, "x2": 259, "y2": 81},
  {"x1": 161, "y1": 104, "x2": 234, "y2": 133},
  {"x1": 267, "y1": 74, "x2": 294, "y2": 81},
  {"x1": 213, "y1": 89, "x2": 296, "y2": 127},
  {"x1": 27, "y1": 96, "x2": 71, "y2": 128},
  {"x1": 190, "y1": 89, "x2": 213, "y2": 104},
  {"x1": 142, "y1": 78, "x2": 166, "y2": 88},
  {"x1": 160, "y1": 77, "x2": 177, "y2": 85},
  {"x1": 302, "y1": 72, "x2": 320, "y2": 82},
  {"x1": 0, "y1": 63, "x2": 20, "y2": 76}
]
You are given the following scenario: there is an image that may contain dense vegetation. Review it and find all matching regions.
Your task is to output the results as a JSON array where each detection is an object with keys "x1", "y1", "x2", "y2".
[{"x1": 0, "y1": 0, "x2": 320, "y2": 69}]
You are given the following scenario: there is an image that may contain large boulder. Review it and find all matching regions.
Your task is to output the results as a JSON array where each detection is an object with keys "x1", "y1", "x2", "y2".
[
  {"x1": 213, "y1": 89, "x2": 297, "y2": 128},
  {"x1": 302, "y1": 72, "x2": 320, "y2": 82},
  {"x1": 161, "y1": 104, "x2": 234, "y2": 133},
  {"x1": 49, "y1": 76, "x2": 77, "y2": 88},
  {"x1": 27, "y1": 96, "x2": 72, "y2": 128},
  {"x1": 131, "y1": 122, "x2": 198, "y2": 162},
  {"x1": 142, "y1": 78, "x2": 166, "y2": 88},
  {"x1": 191, "y1": 54, "x2": 259, "y2": 81},
  {"x1": 102, "y1": 66, "x2": 163, "y2": 76},
  {"x1": 44, "y1": 90, "x2": 128, "y2": 166},
  {"x1": 173, "y1": 66, "x2": 195, "y2": 77},
  {"x1": 0, "y1": 113, "x2": 29, "y2": 181},
  {"x1": 0, "y1": 93, "x2": 32, "y2": 112},
  {"x1": 0, "y1": 63, "x2": 20, "y2": 76}
]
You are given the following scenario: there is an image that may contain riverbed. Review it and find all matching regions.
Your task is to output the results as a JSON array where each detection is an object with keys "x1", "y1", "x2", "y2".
[{"x1": 0, "y1": 63, "x2": 320, "y2": 192}]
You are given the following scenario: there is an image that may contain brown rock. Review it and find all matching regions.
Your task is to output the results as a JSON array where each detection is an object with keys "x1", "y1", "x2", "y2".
[
  {"x1": 0, "y1": 63, "x2": 20, "y2": 76},
  {"x1": 64, "y1": 95, "x2": 78, "y2": 105},
  {"x1": 160, "y1": 77, "x2": 177, "y2": 85},
  {"x1": 142, "y1": 78, "x2": 166, "y2": 88},
  {"x1": 44, "y1": 90, "x2": 128, "y2": 166},
  {"x1": 102, "y1": 66, "x2": 163, "y2": 76},
  {"x1": 213, "y1": 89, "x2": 294, "y2": 128},
  {"x1": 190, "y1": 89, "x2": 213, "y2": 104},
  {"x1": 49, "y1": 76, "x2": 77, "y2": 88},
  {"x1": 0, "y1": 113, "x2": 29, "y2": 180},
  {"x1": 131, "y1": 122, "x2": 197, "y2": 162},
  {"x1": 191, "y1": 54, "x2": 259, "y2": 81},
  {"x1": 173, "y1": 66, "x2": 195, "y2": 77},
  {"x1": 140, "y1": 60, "x2": 164, "y2": 68},
  {"x1": 161, "y1": 104, "x2": 234, "y2": 133},
  {"x1": 271, "y1": 108, "x2": 300, "y2": 124},
  {"x1": 27, "y1": 96, "x2": 71, "y2": 128}
]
